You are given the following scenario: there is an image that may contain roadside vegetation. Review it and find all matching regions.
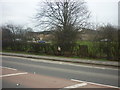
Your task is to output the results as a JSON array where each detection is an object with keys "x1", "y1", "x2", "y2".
[{"x1": 2, "y1": 40, "x2": 119, "y2": 61}]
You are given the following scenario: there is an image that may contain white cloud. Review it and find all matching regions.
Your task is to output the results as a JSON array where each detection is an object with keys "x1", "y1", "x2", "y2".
[
  {"x1": 85, "y1": 0, "x2": 119, "y2": 3},
  {"x1": 0, "y1": 0, "x2": 42, "y2": 3}
]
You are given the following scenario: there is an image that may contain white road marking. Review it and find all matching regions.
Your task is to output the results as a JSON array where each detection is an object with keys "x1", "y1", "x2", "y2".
[
  {"x1": 0, "y1": 72, "x2": 28, "y2": 78},
  {"x1": 2, "y1": 55, "x2": 118, "y2": 70},
  {"x1": 63, "y1": 82, "x2": 87, "y2": 88},
  {"x1": 63, "y1": 63, "x2": 107, "y2": 70},
  {"x1": 0, "y1": 66, "x2": 17, "y2": 70},
  {"x1": 71, "y1": 79, "x2": 119, "y2": 89}
]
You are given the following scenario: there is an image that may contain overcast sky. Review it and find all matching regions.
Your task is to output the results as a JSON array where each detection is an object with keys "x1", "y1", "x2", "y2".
[{"x1": 0, "y1": 0, "x2": 119, "y2": 31}]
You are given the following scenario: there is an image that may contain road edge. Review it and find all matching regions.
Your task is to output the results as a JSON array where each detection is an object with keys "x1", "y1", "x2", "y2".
[{"x1": 1, "y1": 52, "x2": 119, "y2": 67}]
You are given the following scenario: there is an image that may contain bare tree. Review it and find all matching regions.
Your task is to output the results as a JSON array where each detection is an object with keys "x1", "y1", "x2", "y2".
[
  {"x1": 1, "y1": 25, "x2": 13, "y2": 43},
  {"x1": 5, "y1": 24, "x2": 23, "y2": 42},
  {"x1": 35, "y1": 0, "x2": 90, "y2": 52},
  {"x1": 2, "y1": 24, "x2": 33, "y2": 42},
  {"x1": 95, "y1": 24, "x2": 118, "y2": 42}
]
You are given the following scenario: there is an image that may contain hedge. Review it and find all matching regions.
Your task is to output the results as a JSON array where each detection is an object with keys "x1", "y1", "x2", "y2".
[{"x1": 2, "y1": 41, "x2": 119, "y2": 61}]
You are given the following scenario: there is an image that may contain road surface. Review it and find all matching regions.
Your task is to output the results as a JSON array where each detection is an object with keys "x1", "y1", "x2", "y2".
[{"x1": 1, "y1": 55, "x2": 119, "y2": 89}]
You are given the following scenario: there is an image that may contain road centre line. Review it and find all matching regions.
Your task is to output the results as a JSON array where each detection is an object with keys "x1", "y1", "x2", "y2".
[
  {"x1": 0, "y1": 66, "x2": 17, "y2": 70},
  {"x1": 0, "y1": 72, "x2": 28, "y2": 78},
  {"x1": 71, "y1": 79, "x2": 119, "y2": 89},
  {"x1": 63, "y1": 82, "x2": 87, "y2": 89},
  {"x1": 2, "y1": 55, "x2": 118, "y2": 70}
]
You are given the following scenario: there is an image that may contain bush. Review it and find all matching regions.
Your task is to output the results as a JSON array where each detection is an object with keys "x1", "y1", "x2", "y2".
[{"x1": 2, "y1": 41, "x2": 119, "y2": 61}]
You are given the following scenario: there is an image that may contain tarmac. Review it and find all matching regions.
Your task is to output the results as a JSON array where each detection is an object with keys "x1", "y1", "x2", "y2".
[
  {"x1": 1, "y1": 52, "x2": 119, "y2": 67},
  {"x1": 1, "y1": 66, "x2": 119, "y2": 89}
]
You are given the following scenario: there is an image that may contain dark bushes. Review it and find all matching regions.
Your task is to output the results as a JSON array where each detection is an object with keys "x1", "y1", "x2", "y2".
[{"x1": 2, "y1": 41, "x2": 119, "y2": 61}]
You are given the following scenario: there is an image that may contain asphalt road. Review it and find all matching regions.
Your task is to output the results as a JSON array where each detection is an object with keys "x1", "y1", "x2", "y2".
[{"x1": 2, "y1": 55, "x2": 119, "y2": 88}]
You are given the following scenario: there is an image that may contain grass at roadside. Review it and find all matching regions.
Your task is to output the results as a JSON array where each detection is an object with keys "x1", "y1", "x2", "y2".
[{"x1": 2, "y1": 50, "x2": 117, "y2": 62}]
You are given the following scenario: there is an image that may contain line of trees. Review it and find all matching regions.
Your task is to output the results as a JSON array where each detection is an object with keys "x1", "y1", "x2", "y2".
[
  {"x1": 1, "y1": 24, "x2": 33, "y2": 44},
  {"x1": 1, "y1": 23, "x2": 119, "y2": 61},
  {"x1": 94, "y1": 24, "x2": 118, "y2": 42}
]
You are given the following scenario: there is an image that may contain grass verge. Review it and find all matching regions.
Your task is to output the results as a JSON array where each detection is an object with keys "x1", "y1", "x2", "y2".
[{"x1": 1, "y1": 50, "x2": 118, "y2": 62}]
